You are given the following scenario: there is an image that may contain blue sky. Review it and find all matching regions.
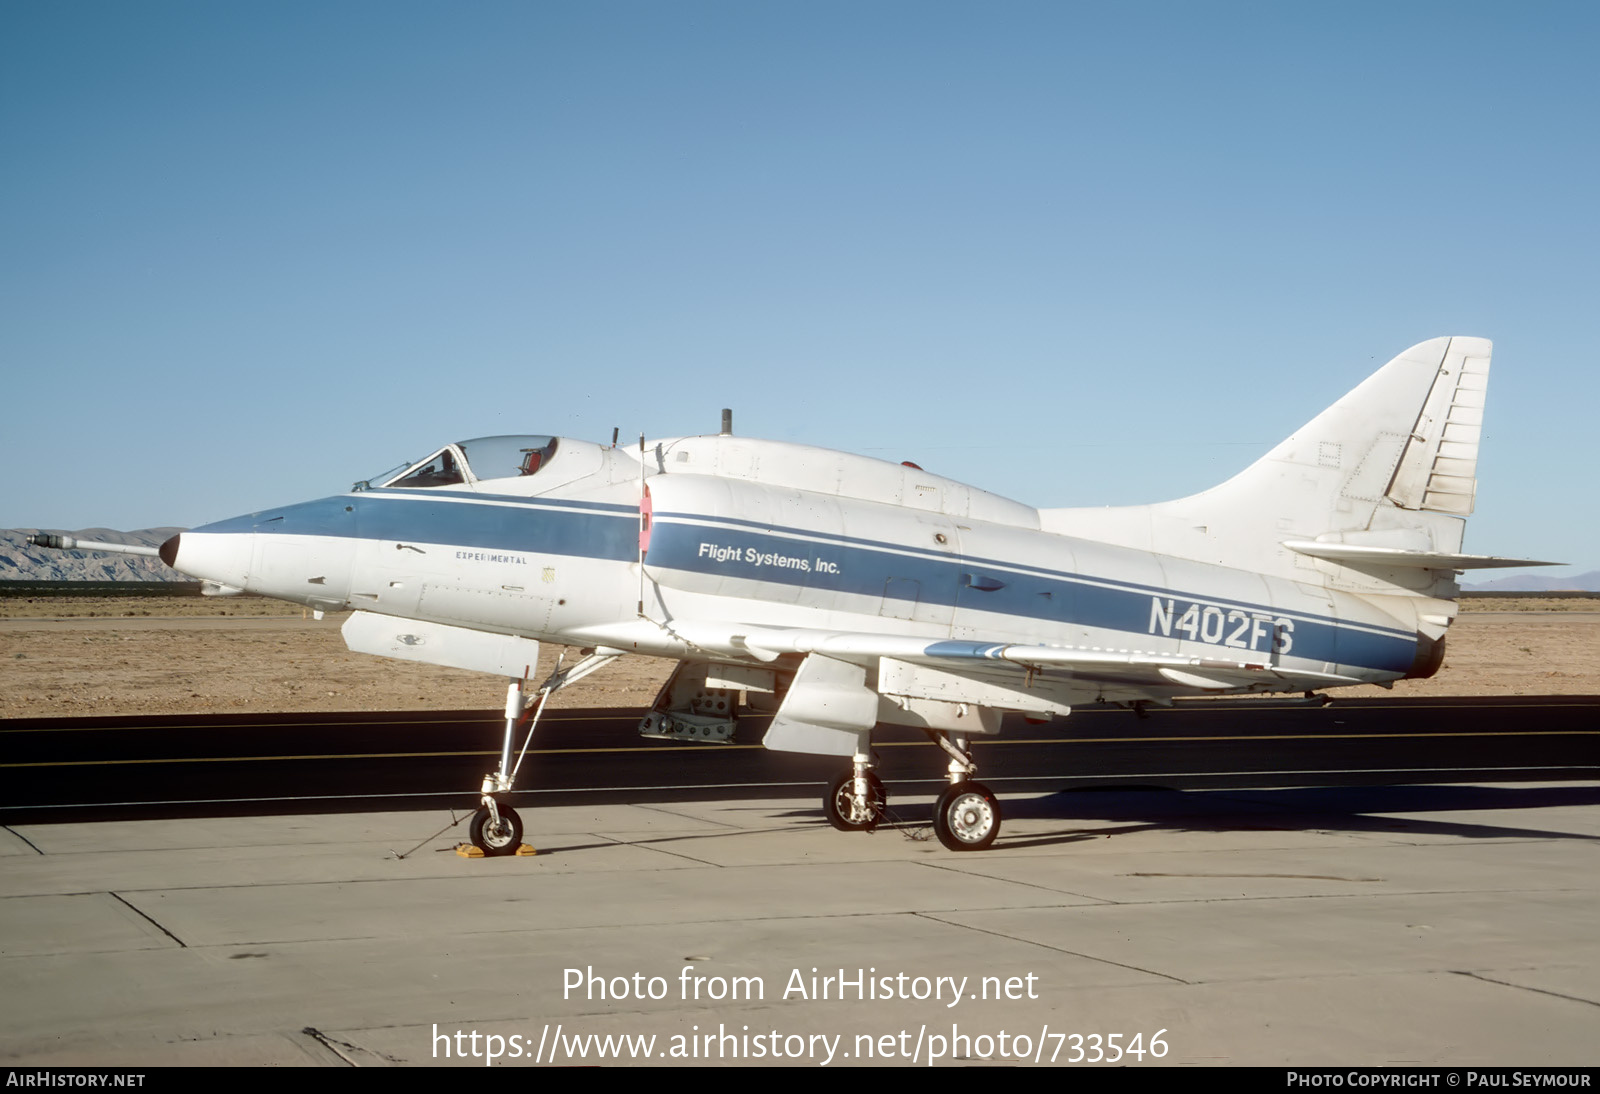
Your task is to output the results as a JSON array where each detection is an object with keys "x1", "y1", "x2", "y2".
[{"x1": 3, "y1": 1, "x2": 1595, "y2": 578}]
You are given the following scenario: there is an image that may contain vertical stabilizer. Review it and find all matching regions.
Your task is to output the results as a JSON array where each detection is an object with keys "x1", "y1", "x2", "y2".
[{"x1": 1039, "y1": 338, "x2": 1494, "y2": 588}]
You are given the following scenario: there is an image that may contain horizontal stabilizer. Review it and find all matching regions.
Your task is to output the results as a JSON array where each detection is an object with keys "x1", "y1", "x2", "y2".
[{"x1": 1282, "y1": 541, "x2": 1563, "y2": 570}]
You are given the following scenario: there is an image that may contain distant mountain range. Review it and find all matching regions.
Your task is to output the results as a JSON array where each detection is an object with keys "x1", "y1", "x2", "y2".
[
  {"x1": 1460, "y1": 570, "x2": 1600, "y2": 593},
  {"x1": 1, "y1": 528, "x2": 187, "y2": 582}
]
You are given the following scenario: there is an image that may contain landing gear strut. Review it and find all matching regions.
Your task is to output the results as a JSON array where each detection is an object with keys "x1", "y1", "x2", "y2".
[
  {"x1": 928, "y1": 732, "x2": 1001, "y2": 851},
  {"x1": 469, "y1": 648, "x2": 620, "y2": 856},
  {"x1": 824, "y1": 752, "x2": 886, "y2": 831},
  {"x1": 472, "y1": 673, "x2": 545, "y2": 857}
]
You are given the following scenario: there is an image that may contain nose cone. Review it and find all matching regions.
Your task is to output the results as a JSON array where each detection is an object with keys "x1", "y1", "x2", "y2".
[
  {"x1": 162, "y1": 529, "x2": 254, "y2": 589},
  {"x1": 164, "y1": 497, "x2": 357, "y2": 606}
]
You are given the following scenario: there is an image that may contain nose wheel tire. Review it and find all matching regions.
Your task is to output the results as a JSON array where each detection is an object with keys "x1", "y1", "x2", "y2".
[
  {"x1": 470, "y1": 805, "x2": 524, "y2": 856},
  {"x1": 932, "y1": 782, "x2": 1000, "y2": 851},
  {"x1": 824, "y1": 771, "x2": 886, "y2": 831}
]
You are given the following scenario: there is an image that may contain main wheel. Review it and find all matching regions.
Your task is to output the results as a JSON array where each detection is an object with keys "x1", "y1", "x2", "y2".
[
  {"x1": 470, "y1": 804, "x2": 524, "y2": 856},
  {"x1": 824, "y1": 770, "x2": 886, "y2": 831},
  {"x1": 931, "y1": 782, "x2": 1000, "y2": 851}
]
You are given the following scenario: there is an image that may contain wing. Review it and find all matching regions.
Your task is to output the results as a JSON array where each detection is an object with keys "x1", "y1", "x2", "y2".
[
  {"x1": 675, "y1": 621, "x2": 1361, "y2": 691},
  {"x1": 670, "y1": 621, "x2": 1362, "y2": 756}
]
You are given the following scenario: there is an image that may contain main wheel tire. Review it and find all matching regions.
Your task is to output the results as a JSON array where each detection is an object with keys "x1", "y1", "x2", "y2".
[
  {"x1": 470, "y1": 804, "x2": 524, "y2": 856},
  {"x1": 824, "y1": 771, "x2": 887, "y2": 831},
  {"x1": 931, "y1": 782, "x2": 1000, "y2": 851}
]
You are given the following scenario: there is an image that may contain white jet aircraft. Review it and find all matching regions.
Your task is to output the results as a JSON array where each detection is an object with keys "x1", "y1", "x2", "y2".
[{"x1": 34, "y1": 337, "x2": 1556, "y2": 853}]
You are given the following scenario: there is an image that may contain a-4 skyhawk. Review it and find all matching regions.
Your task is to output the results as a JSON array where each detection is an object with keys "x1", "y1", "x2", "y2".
[{"x1": 34, "y1": 337, "x2": 1556, "y2": 852}]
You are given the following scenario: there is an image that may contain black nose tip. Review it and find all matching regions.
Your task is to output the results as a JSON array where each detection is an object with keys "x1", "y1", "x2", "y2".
[{"x1": 159, "y1": 534, "x2": 180, "y2": 568}]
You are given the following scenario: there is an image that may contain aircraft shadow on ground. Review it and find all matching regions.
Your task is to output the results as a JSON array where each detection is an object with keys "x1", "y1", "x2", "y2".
[
  {"x1": 574, "y1": 783, "x2": 1598, "y2": 857},
  {"x1": 453, "y1": 780, "x2": 1600, "y2": 861},
  {"x1": 974, "y1": 783, "x2": 1600, "y2": 849}
]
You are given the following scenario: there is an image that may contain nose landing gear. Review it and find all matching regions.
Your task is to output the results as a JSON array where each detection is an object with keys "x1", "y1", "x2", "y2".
[
  {"x1": 469, "y1": 648, "x2": 621, "y2": 857},
  {"x1": 469, "y1": 802, "x2": 524, "y2": 857}
]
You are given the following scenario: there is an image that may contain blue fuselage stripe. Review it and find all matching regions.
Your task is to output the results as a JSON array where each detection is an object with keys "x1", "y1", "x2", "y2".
[
  {"x1": 194, "y1": 492, "x2": 1417, "y2": 672},
  {"x1": 645, "y1": 517, "x2": 1417, "y2": 672},
  {"x1": 654, "y1": 510, "x2": 1404, "y2": 636},
  {"x1": 195, "y1": 493, "x2": 639, "y2": 562}
]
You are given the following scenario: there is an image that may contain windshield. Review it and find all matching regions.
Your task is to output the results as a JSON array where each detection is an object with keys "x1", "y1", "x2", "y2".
[
  {"x1": 352, "y1": 458, "x2": 414, "y2": 492},
  {"x1": 385, "y1": 447, "x2": 465, "y2": 488}
]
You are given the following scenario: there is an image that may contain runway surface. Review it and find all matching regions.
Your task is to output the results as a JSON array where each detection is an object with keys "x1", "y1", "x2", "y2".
[
  {"x1": 3, "y1": 696, "x2": 1599, "y2": 1067},
  {"x1": 3, "y1": 695, "x2": 1596, "y2": 823},
  {"x1": 3, "y1": 783, "x2": 1598, "y2": 1067}
]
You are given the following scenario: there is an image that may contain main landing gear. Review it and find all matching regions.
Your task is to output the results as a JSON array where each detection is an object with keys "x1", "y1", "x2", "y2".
[
  {"x1": 470, "y1": 648, "x2": 620, "y2": 856},
  {"x1": 821, "y1": 734, "x2": 1002, "y2": 850},
  {"x1": 824, "y1": 754, "x2": 886, "y2": 831},
  {"x1": 931, "y1": 781, "x2": 1001, "y2": 852},
  {"x1": 928, "y1": 731, "x2": 1000, "y2": 852}
]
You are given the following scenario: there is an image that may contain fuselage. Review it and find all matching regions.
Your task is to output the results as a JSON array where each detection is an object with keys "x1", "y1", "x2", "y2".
[{"x1": 161, "y1": 432, "x2": 1436, "y2": 706}]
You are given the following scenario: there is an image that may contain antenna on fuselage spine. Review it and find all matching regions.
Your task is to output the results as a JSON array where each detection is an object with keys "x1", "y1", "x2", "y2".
[{"x1": 720, "y1": 409, "x2": 732, "y2": 436}]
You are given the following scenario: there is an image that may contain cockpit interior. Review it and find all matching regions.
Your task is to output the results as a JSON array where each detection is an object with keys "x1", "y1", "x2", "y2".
[
  {"x1": 352, "y1": 434, "x2": 641, "y2": 501},
  {"x1": 380, "y1": 435, "x2": 561, "y2": 489}
]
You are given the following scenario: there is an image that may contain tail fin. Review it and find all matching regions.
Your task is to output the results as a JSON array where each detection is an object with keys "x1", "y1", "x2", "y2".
[{"x1": 1041, "y1": 337, "x2": 1553, "y2": 594}]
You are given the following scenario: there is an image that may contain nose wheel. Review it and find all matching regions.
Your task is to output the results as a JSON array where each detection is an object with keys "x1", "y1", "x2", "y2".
[
  {"x1": 932, "y1": 781, "x2": 1000, "y2": 851},
  {"x1": 470, "y1": 804, "x2": 524, "y2": 856}
]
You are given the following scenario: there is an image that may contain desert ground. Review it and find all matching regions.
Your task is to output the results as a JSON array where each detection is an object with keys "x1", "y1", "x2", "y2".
[{"x1": 0, "y1": 595, "x2": 1594, "y2": 720}]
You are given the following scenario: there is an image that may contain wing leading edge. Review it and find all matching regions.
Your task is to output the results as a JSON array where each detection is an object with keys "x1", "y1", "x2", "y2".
[
  {"x1": 664, "y1": 621, "x2": 1366, "y2": 759},
  {"x1": 674, "y1": 621, "x2": 1365, "y2": 699}
]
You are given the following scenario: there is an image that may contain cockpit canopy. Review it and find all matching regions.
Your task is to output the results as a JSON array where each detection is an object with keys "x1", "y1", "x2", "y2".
[{"x1": 370, "y1": 435, "x2": 561, "y2": 490}]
